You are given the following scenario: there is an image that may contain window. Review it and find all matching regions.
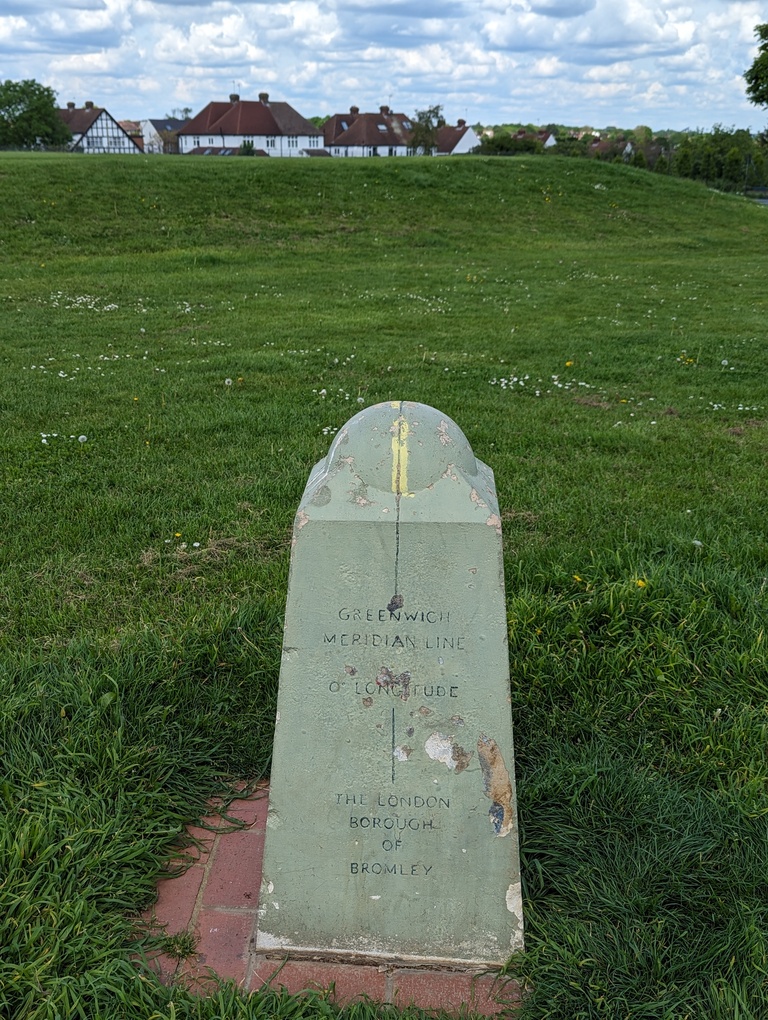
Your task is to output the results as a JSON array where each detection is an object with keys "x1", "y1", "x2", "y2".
[
  {"x1": 377, "y1": 124, "x2": 387, "y2": 133},
  {"x1": 193, "y1": 136, "x2": 200, "y2": 147},
  {"x1": 308, "y1": 136, "x2": 319, "y2": 147},
  {"x1": 208, "y1": 137, "x2": 214, "y2": 145},
  {"x1": 266, "y1": 136, "x2": 276, "y2": 148},
  {"x1": 287, "y1": 135, "x2": 298, "y2": 148}
]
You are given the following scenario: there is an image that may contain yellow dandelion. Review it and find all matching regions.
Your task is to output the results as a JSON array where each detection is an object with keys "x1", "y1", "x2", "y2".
[
  {"x1": 573, "y1": 574, "x2": 582, "y2": 582},
  {"x1": 636, "y1": 579, "x2": 647, "y2": 588},
  {"x1": 565, "y1": 360, "x2": 574, "y2": 367}
]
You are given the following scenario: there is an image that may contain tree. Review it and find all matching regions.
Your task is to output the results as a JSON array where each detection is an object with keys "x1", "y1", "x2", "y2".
[
  {"x1": 674, "y1": 142, "x2": 693, "y2": 178},
  {"x1": 165, "y1": 107, "x2": 192, "y2": 121},
  {"x1": 0, "y1": 79, "x2": 71, "y2": 148},
  {"x1": 723, "y1": 145, "x2": 745, "y2": 184},
  {"x1": 653, "y1": 153, "x2": 670, "y2": 174},
  {"x1": 631, "y1": 148, "x2": 647, "y2": 169},
  {"x1": 476, "y1": 132, "x2": 542, "y2": 156},
  {"x1": 744, "y1": 24, "x2": 768, "y2": 109},
  {"x1": 410, "y1": 104, "x2": 444, "y2": 155}
]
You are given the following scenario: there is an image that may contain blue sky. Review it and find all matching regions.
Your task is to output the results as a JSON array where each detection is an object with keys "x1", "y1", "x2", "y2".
[{"x1": 1, "y1": 0, "x2": 766, "y2": 131}]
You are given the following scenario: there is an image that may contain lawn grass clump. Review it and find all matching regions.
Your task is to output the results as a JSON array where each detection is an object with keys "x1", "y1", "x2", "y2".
[{"x1": 1, "y1": 152, "x2": 767, "y2": 1018}]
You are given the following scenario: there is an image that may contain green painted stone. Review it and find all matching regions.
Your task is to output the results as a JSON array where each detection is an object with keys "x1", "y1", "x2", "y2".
[{"x1": 256, "y1": 400, "x2": 523, "y2": 966}]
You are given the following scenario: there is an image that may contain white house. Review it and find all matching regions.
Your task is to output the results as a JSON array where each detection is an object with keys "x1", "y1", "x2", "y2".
[
  {"x1": 57, "y1": 102, "x2": 142, "y2": 154},
  {"x1": 178, "y1": 94, "x2": 323, "y2": 156},
  {"x1": 141, "y1": 118, "x2": 187, "y2": 154}
]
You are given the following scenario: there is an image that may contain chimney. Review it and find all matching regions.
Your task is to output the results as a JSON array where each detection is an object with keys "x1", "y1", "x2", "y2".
[
  {"x1": 229, "y1": 93, "x2": 240, "y2": 103},
  {"x1": 458, "y1": 119, "x2": 466, "y2": 127},
  {"x1": 379, "y1": 105, "x2": 390, "y2": 115},
  {"x1": 350, "y1": 106, "x2": 359, "y2": 116},
  {"x1": 67, "y1": 102, "x2": 75, "y2": 110},
  {"x1": 84, "y1": 101, "x2": 94, "y2": 110},
  {"x1": 259, "y1": 92, "x2": 269, "y2": 103}
]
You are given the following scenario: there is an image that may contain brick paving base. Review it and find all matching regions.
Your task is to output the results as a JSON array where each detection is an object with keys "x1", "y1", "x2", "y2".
[{"x1": 143, "y1": 786, "x2": 520, "y2": 1015}]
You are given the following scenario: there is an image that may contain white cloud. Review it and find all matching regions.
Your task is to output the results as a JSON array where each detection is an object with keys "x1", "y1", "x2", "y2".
[
  {"x1": 50, "y1": 50, "x2": 118, "y2": 73},
  {"x1": 0, "y1": 0, "x2": 763, "y2": 128},
  {"x1": 153, "y1": 15, "x2": 265, "y2": 68},
  {"x1": 0, "y1": 16, "x2": 28, "y2": 42},
  {"x1": 531, "y1": 55, "x2": 567, "y2": 77}
]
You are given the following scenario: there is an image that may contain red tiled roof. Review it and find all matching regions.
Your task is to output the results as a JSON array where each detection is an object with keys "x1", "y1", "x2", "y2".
[
  {"x1": 324, "y1": 107, "x2": 413, "y2": 148},
  {"x1": 180, "y1": 95, "x2": 321, "y2": 138},
  {"x1": 437, "y1": 123, "x2": 471, "y2": 154},
  {"x1": 58, "y1": 106, "x2": 102, "y2": 134}
]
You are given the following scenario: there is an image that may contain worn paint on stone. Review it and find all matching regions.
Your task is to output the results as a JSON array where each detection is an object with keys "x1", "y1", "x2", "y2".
[{"x1": 256, "y1": 400, "x2": 523, "y2": 966}]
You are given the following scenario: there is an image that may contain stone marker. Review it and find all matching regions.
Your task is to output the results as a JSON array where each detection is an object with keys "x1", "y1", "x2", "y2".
[{"x1": 255, "y1": 400, "x2": 523, "y2": 967}]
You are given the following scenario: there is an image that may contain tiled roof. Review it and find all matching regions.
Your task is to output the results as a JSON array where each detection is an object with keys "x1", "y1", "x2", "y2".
[
  {"x1": 58, "y1": 105, "x2": 102, "y2": 135},
  {"x1": 179, "y1": 95, "x2": 321, "y2": 138},
  {"x1": 179, "y1": 102, "x2": 232, "y2": 135},
  {"x1": 324, "y1": 106, "x2": 413, "y2": 148},
  {"x1": 147, "y1": 118, "x2": 187, "y2": 134},
  {"x1": 437, "y1": 123, "x2": 470, "y2": 154}
]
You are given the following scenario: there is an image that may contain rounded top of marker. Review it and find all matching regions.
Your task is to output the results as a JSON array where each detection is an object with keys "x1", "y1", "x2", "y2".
[{"x1": 325, "y1": 400, "x2": 478, "y2": 494}]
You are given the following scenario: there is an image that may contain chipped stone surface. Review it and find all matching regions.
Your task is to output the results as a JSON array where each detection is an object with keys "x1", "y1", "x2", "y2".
[
  {"x1": 477, "y1": 735, "x2": 515, "y2": 838},
  {"x1": 257, "y1": 402, "x2": 522, "y2": 966},
  {"x1": 424, "y1": 732, "x2": 472, "y2": 773}
]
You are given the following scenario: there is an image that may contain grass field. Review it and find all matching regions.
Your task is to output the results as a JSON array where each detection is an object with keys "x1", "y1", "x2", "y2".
[{"x1": 1, "y1": 151, "x2": 767, "y2": 1019}]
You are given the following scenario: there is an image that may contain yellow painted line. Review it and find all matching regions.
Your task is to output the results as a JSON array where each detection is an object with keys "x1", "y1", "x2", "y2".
[{"x1": 391, "y1": 416, "x2": 409, "y2": 494}]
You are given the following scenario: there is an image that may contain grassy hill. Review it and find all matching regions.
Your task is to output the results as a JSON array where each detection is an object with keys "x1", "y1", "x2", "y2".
[{"x1": 1, "y1": 152, "x2": 767, "y2": 1019}]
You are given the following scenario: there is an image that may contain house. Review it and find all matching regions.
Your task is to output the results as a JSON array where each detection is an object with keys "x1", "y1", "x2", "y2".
[
  {"x1": 436, "y1": 119, "x2": 480, "y2": 155},
  {"x1": 511, "y1": 128, "x2": 557, "y2": 149},
  {"x1": 590, "y1": 137, "x2": 634, "y2": 161},
  {"x1": 57, "y1": 102, "x2": 142, "y2": 154},
  {"x1": 324, "y1": 106, "x2": 413, "y2": 157},
  {"x1": 178, "y1": 93, "x2": 323, "y2": 156},
  {"x1": 140, "y1": 118, "x2": 187, "y2": 154},
  {"x1": 119, "y1": 120, "x2": 144, "y2": 150}
]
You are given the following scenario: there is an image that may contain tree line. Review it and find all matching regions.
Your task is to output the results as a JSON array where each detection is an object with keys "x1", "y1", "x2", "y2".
[{"x1": 474, "y1": 123, "x2": 767, "y2": 191}]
